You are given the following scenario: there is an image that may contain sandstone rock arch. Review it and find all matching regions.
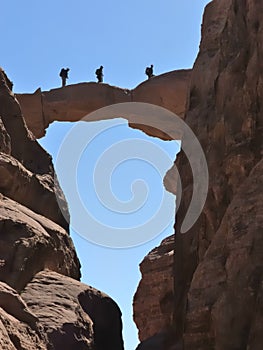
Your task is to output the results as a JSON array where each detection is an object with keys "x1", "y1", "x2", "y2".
[
  {"x1": 17, "y1": 68, "x2": 209, "y2": 229},
  {"x1": 16, "y1": 69, "x2": 191, "y2": 140}
]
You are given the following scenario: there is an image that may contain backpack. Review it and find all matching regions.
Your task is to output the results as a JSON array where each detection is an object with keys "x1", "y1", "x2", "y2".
[{"x1": 145, "y1": 67, "x2": 151, "y2": 76}]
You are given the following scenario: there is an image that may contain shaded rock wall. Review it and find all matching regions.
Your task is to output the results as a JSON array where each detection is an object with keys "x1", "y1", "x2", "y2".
[
  {"x1": 133, "y1": 235, "x2": 174, "y2": 341},
  {"x1": 132, "y1": 0, "x2": 262, "y2": 348},
  {"x1": 172, "y1": 0, "x2": 263, "y2": 349},
  {"x1": 0, "y1": 69, "x2": 69, "y2": 229},
  {"x1": 0, "y1": 68, "x2": 124, "y2": 349}
]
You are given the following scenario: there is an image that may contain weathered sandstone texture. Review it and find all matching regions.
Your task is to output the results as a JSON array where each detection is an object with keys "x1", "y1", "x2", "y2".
[
  {"x1": 171, "y1": 0, "x2": 263, "y2": 349},
  {"x1": 16, "y1": 69, "x2": 191, "y2": 140},
  {"x1": 133, "y1": 235, "x2": 174, "y2": 341},
  {"x1": 0, "y1": 195, "x2": 80, "y2": 291},
  {"x1": 132, "y1": 0, "x2": 263, "y2": 349},
  {"x1": 0, "y1": 68, "x2": 124, "y2": 349},
  {"x1": 22, "y1": 270, "x2": 124, "y2": 350}
]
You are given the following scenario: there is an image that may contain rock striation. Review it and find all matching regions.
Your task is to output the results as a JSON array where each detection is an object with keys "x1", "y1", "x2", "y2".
[
  {"x1": 22, "y1": 270, "x2": 124, "y2": 350},
  {"x1": 171, "y1": 0, "x2": 263, "y2": 349},
  {"x1": 134, "y1": 0, "x2": 263, "y2": 348},
  {"x1": 133, "y1": 235, "x2": 174, "y2": 342},
  {"x1": 0, "y1": 68, "x2": 124, "y2": 349}
]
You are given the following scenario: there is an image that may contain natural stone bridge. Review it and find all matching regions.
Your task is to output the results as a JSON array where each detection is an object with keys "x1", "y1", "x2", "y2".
[
  {"x1": 16, "y1": 69, "x2": 191, "y2": 141},
  {"x1": 16, "y1": 68, "x2": 209, "y2": 218}
]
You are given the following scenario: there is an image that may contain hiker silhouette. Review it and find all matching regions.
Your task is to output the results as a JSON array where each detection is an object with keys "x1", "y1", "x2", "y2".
[
  {"x1": 145, "y1": 64, "x2": 154, "y2": 79},
  {"x1": 59, "y1": 68, "x2": 70, "y2": 87},
  {"x1": 95, "y1": 66, "x2": 104, "y2": 83}
]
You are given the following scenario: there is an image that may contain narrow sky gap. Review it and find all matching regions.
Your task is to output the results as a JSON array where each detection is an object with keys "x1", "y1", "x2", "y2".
[{"x1": 39, "y1": 119, "x2": 179, "y2": 349}]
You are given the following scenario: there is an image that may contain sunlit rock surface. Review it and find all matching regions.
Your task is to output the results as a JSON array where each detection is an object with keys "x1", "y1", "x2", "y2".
[
  {"x1": 16, "y1": 69, "x2": 191, "y2": 140},
  {"x1": 133, "y1": 236, "x2": 174, "y2": 341}
]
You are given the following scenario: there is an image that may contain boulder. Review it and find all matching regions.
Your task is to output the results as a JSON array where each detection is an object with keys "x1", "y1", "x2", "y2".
[
  {"x1": 22, "y1": 270, "x2": 124, "y2": 350},
  {"x1": 0, "y1": 194, "x2": 80, "y2": 291}
]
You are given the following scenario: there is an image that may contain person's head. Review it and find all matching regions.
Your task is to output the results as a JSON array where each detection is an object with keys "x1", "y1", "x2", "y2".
[
  {"x1": 151, "y1": 64, "x2": 153, "y2": 68},
  {"x1": 100, "y1": 65, "x2": 103, "y2": 69},
  {"x1": 66, "y1": 68, "x2": 70, "y2": 72}
]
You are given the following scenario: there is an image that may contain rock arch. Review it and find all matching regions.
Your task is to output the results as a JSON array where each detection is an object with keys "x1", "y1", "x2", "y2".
[{"x1": 16, "y1": 69, "x2": 191, "y2": 140}]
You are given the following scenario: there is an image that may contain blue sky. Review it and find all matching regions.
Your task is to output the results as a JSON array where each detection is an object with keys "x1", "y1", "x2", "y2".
[
  {"x1": 40, "y1": 119, "x2": 179, "y2": 349},
  {"x1": 2, "y1": 0, "x2": 210, "y2": 91},
  {"x1": 1, "y1": 1, "x2": 211, "y2": 349}
]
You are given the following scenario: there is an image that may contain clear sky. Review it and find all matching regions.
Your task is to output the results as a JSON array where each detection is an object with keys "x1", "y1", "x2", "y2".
[{"x1": 1, "y1": 1, "x2": 211, "y2": 349}]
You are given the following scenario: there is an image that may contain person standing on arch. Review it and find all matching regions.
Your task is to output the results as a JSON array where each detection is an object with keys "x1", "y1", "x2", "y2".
[
  {"x1": 145, "y1": 64, "x2": 154, "y2": 79},
  {"x1": 95, "y1": 66, "x2": 104, "y2": 83},
  {"x1": 59, "y1": 68, "x2": 70, "y2": 87}
]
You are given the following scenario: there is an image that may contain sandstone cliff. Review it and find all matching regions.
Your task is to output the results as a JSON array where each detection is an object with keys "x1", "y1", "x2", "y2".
[
  {"x1": 171, "y1": 0, "x2": 263, "y2": 349},
  {"x1": 134, "y1": 0, "x2": 262, "y2": 348},
  {"x1": 0, "y1": 68, "x2": 124, "y2": 350},
  {"x1": 133, "y1": 235, "x2": 174, "y2": 341},
  {"x1": 3, "y1": 0, "x2": 263, "y2": 348}
]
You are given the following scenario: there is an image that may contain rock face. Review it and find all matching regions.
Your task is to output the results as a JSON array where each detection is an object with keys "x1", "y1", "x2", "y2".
[
  {"x1": 184, "y1": 159, "x2": 263, "y2": 349},
  {"x1": 0, "y1": 68, "x2": 124, "y2": 349},
  {"x1": 0, "y1": 195, "x2": 80, "y2": 291},
  {"x1": 22, "y1": 270, "x2": 124, "y2": 350},
  {"x1": 133, "y1": 0, "x2": 262, "y2": 348},
  {"x1": 171, "y1": 0, "x2": 263, "y2": 349},
  {"x1": 133, "y1": 236, "x2": 174, "y2": 342}
]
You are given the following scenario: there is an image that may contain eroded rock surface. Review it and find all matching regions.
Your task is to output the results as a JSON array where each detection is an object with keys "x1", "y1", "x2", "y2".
[
  {"x1": 0, "y1": 281, "x2": 38, "y2": 328},
  {"x1": 0, "y1": 194, "x2": 80, "y2": 291},
  {"x1": 0, "y1": 306, "x2": 45, "y2": 350},
  {"x1": 133, "y1": 236, "x2": 174, "y2": 341},
  {"x1": 133, "y1": 0, "x2": 262, "y2": 349},
  {"x1": 22, "y1": 270, "x2": 124, "y2": 350},
  {"x1": 171, "y1": 0, "x2": 263, "y2": 349},
  {"x1": 185, "y1": 159, "x2": 263, "y2": 349},
  {"x1": 0, "y1": 153, "x2": 69, "y2": 229},
  {"x1": 0, "y1": 116, "x2": 11, "y2": 154},
  {"x1": 0, "y1": 69, "x2": 69, "y2": 229}
]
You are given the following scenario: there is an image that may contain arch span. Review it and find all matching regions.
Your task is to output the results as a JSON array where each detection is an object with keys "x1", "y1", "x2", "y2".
[
  {"x1": 16, "y1": 68, "x2": 208, "y2": 235},
  {"x1": 16, "y1": 69, "x2": 191, "y2": 140}
]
